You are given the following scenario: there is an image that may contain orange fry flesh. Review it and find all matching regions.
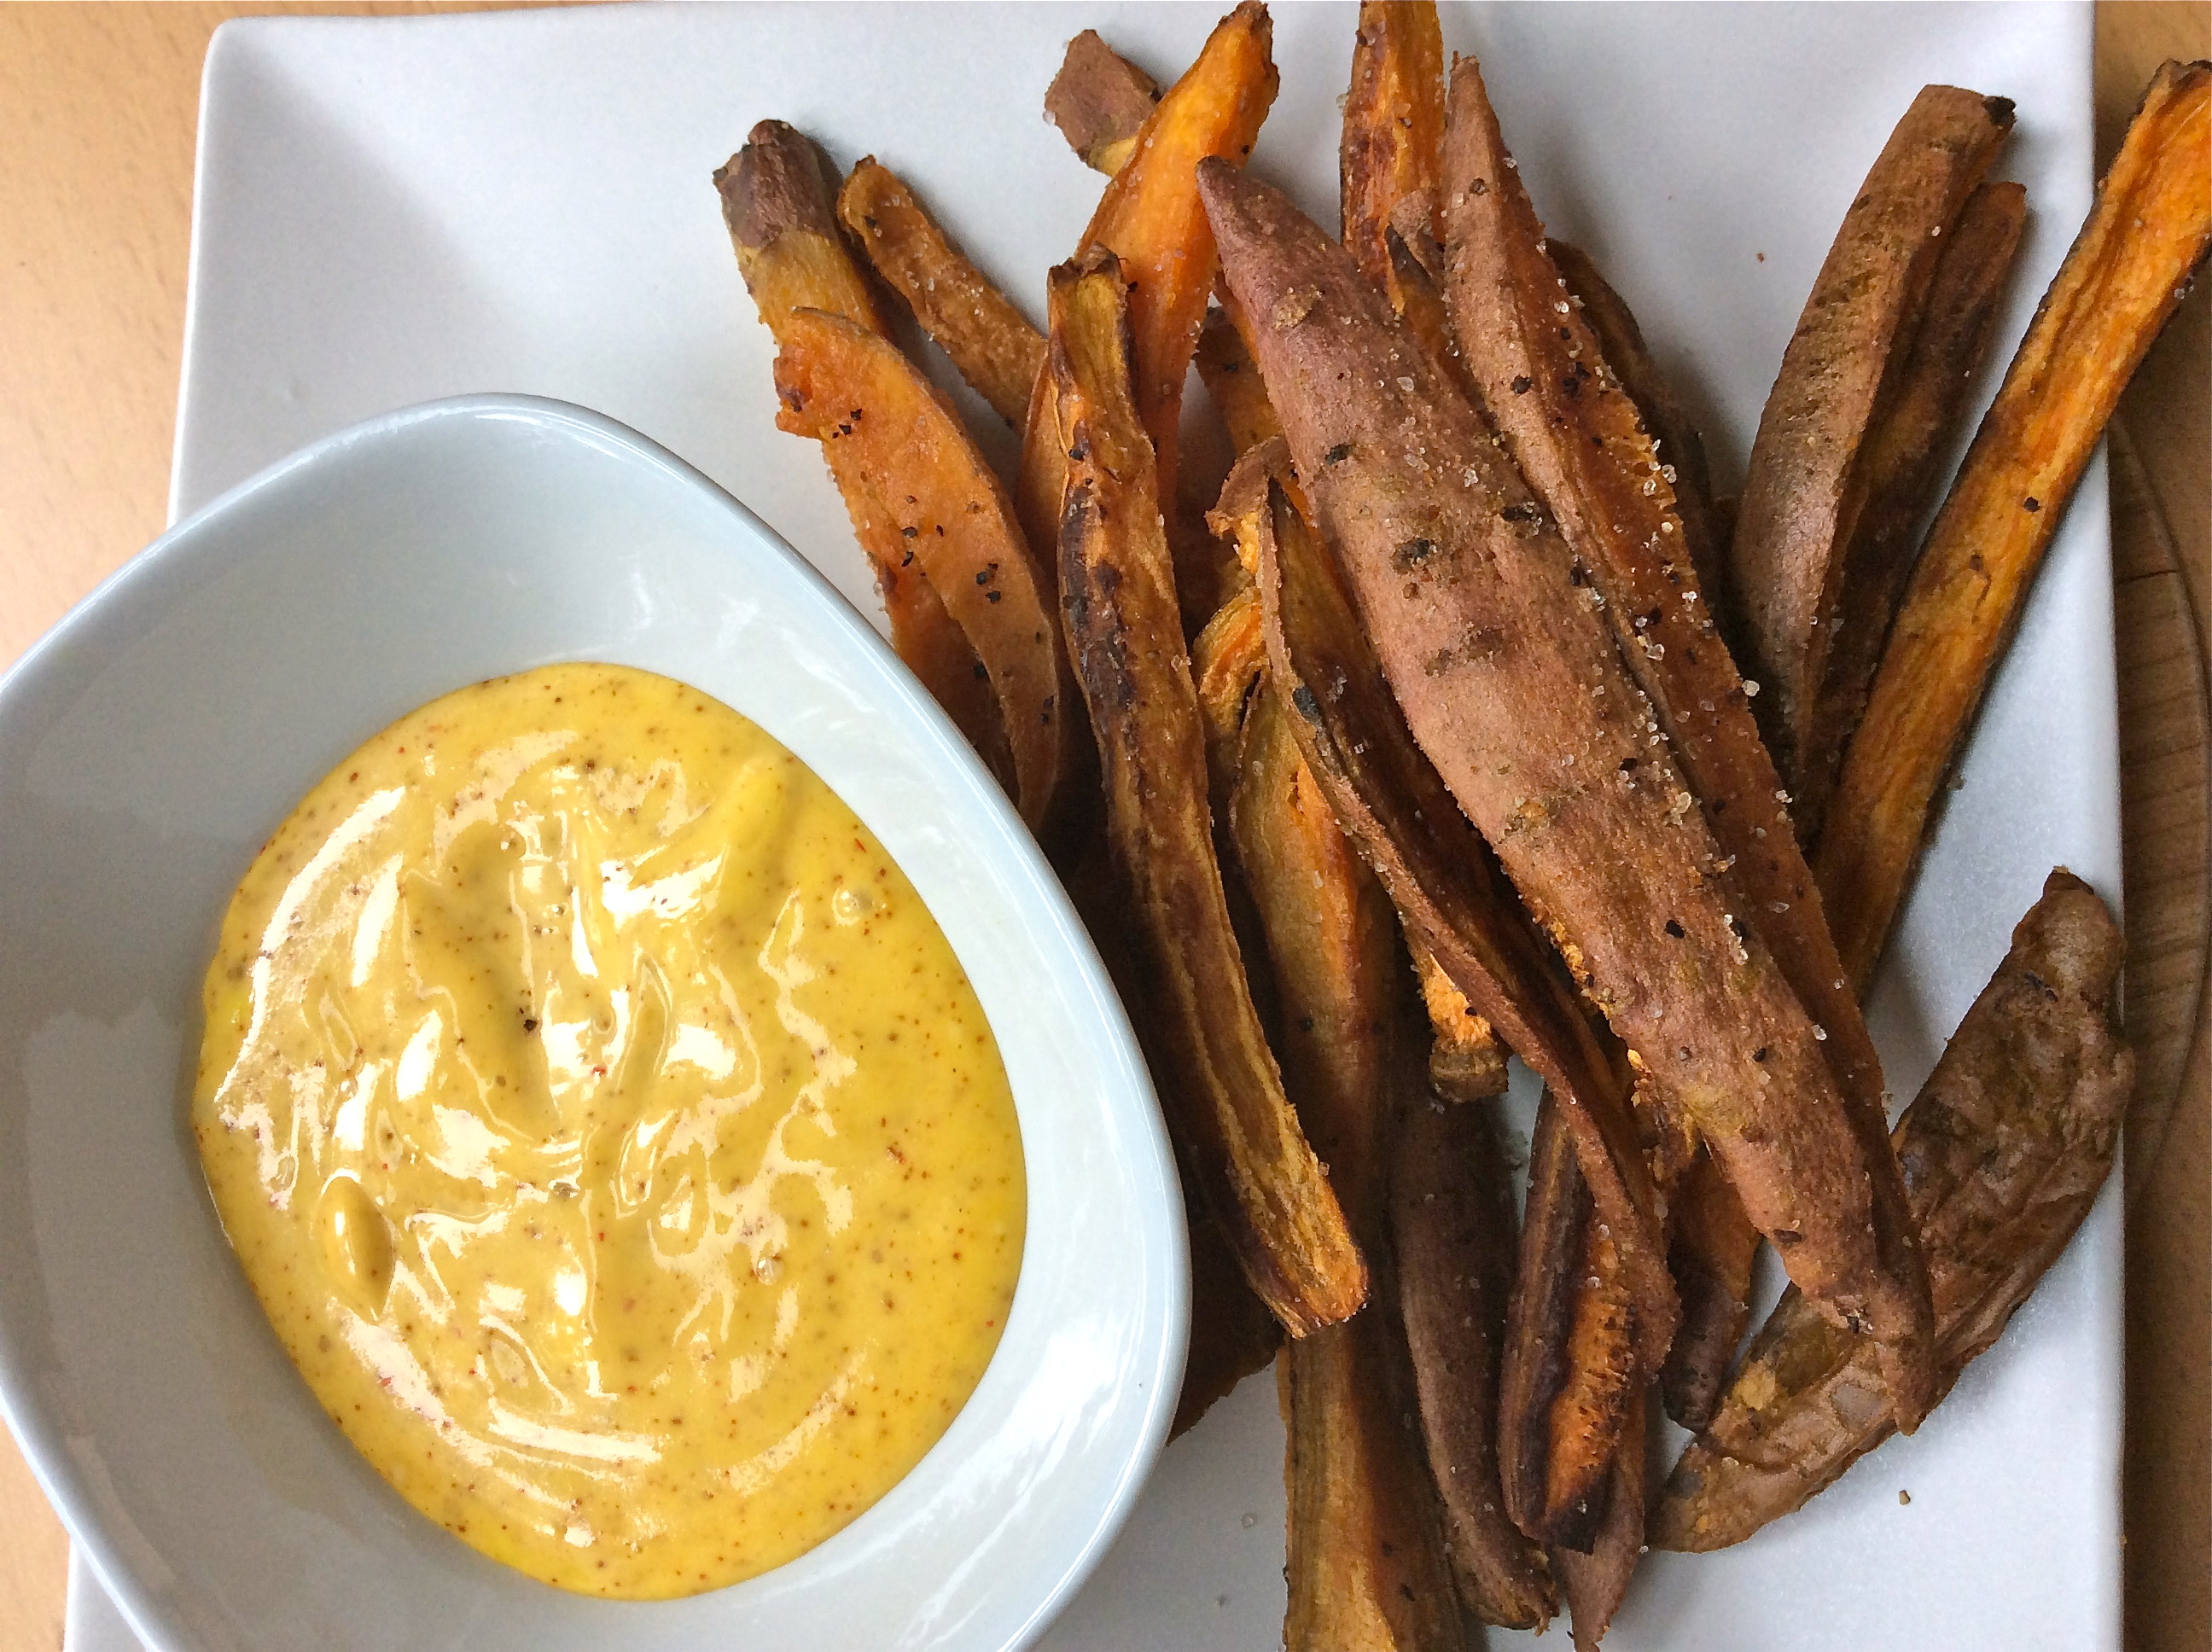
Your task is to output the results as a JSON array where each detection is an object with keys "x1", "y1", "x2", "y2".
[
  {"x1": 1051, "y1": 253, "x2": 1365, "y2": 1335},
  {"x1": 772, "y1": 309, "x2": 1072, "y2": 831},
  {"x1": 1340, "y1": 0, "x2": 1446, "y2": 309},
  {"x1": 836, "y1": 157, "x2": 1046, "y2": 428},
  {"x1": 1819, "y1": 59, "x2": 2212, "y2": 991}
]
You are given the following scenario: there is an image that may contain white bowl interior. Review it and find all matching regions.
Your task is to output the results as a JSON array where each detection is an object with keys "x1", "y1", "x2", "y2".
[{"x1": 0, "y1": 396, "x2": 1185, "y2": 1651}]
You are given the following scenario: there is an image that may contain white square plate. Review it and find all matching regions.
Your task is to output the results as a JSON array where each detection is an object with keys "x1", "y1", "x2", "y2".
[{"x1": 73, "y1": 3, "x2": 2121, "y2": 1648}]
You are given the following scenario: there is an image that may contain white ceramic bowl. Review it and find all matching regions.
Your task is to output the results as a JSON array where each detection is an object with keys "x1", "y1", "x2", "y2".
[{"x1": 0, "y1": 395, "x2": 1187, "y2": 1651}]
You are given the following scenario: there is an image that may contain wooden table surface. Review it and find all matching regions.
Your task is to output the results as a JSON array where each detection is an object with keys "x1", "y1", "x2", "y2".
[{"x1": 2, "y1": 4, "x2": 2204, "y2": 1649}]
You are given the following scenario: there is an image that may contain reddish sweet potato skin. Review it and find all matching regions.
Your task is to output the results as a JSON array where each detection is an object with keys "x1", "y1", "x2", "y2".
[
  {"x1": 1200, "y1": 158, "x2": 1911, "y2": 1366},
  {"x1": 1655, "y1": 870, "x2": 2132, "y2": 1551},
  {"x1": 1727, "y1": 84, "x2": 2016, "y2": 784}
]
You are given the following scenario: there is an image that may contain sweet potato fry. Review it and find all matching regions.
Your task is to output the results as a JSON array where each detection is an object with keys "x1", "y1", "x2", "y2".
[
  {"x1": 1176, "y1": 1201, "x2": 1283, "y2": 1434},
  {"x1": 1052, "y1": 251, "x2": 1365, "y2": 1335},
  {"x1": 1281, "y1": 1307, "x2": 1467, "y2": 1650},
  {"x1": 771, "y1": 308, "x2": 1073, "y2": 832},
  {"x1": 1341, "y1": 0, "x2": 1446, "y2": 310},
  {"x1": 1393, "y1": 1090, "x2": 1555, "y2": 1628},
  {"x1": 1658, "y1": 1145, "x2": 1763, "y2": 1431},
  {"x1": 721, "y1": 122, "x2": 1040, "y2": 803},
  {"x1": 1204, "y1": 158, "x2": 1912, "y2": 1382},
  {"x1": 1231, "y1": 680, "x2": 1399, "y2": 1229},
  {"x1": 1249, "y1": 466, "x2": 1673, "y2": 1348},
  {"x1": 1441, "y1": 53, "x2": 1933, "y2": 1422},
  {"x1": 1046, "y1": 28, "x2": 1161, "y2": 177},
  {"x1": 1819, "y1": 59, "x2": 2212, "y2": 991},
  {"x1": 1788, "y1": 181, "x2": 2027, "y2": 842},
  {"x1": 1656, "y1": 870, "x2": 2133, "y2": 1550},
  {"x1": 1193, "y1": 580, "x2": 1268, "y2": 782},
  {"x1": 1248, "y1": 474, "x2": 1677, "y2": 1371},
  {"x1": 1727, "y1": 84, "x2": 2016, "y2": 782},
  {"x1": 1546, "y1": 239, "x2": 1727, "y2": 608},
  {"x1": 1550, "y1": 1383, "x2": 1647, "y2": 1652},
  {"x1": 1196, "y1": 305, "x2": 1287, "y2": 455},
  {"x1": 1016, "y1": 2, "x2": 1280, "y2": 598},
  {"x1": 836, "y1": 157, "x2": 1046, "y2": 428},
  {"x1": 717, "y1": 119, "x2": 887, "y2": 336},
  {"x1": 1411, "y1": 943, "x2": 1508, "y2": 1102},
  {"x1": 1499, "y1": 1091, "x2": 1638, "y2": 1553}
]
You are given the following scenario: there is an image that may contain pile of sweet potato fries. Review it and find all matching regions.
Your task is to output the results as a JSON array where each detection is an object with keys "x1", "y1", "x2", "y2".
[{"x1": 716, "y1": 9, "x2": 2208, "y2": 1643}]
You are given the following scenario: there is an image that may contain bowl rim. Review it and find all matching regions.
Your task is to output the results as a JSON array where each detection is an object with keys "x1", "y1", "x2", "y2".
[{"x1": 0, "y1": 392, "x2": 1190, "y2": 1650}]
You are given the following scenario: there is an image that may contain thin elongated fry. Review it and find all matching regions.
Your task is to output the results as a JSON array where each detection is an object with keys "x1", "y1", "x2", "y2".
[
  {"x1": 1786, "y1": 181, "x2": 2027, "y2": 842},
  {"x1": 772, "y1": 308, "x2": 1073, "y2": 831},
  {"x1": 1819, "y1": 59, "x2": 2212, "y2": 990},
  {"x1": 1441, "y1": 53, "x2": 1933, "y2": 1422},
  {"x1": 1728, "y1": 84, "x2": 2016, "y2": 783},
  {"x1": 1656, "y1": 870, "x2": 2133, "y2": 1550},
  {"x1": 1551, "y1": 1383, "x2": 1647, "y2": 1652},
  {"x1": 1499, "y1": 1092, "x2": 1638, "y2": 1553},
  {"x1": 721, "y1": 122, "x2": 1023, "y2": 794},
  {"x1": 1205, "y1": 157, "x2": 1907, "y2": 1374},
  {"x1": 1046, "y1": 28, "x2": 1161, "y2": 177},
  {"x1": 1016, "y1": 2, "x2": 1280, "y2": 597},
  {"x1": 1341, "y1": 0, "x2": 1445, "y2": 309},
  {"x1": 837, "y1": 157, "x2": 1046, "y2": 428},
  {"x1": 1393, "y1": 1091, "x2": 1555, "y2": 1628},
  {"x1": 1052, "y1": 252, "x2": 1365, "y2": 1335},
  {"x1": 1250, "y1": 476, "x2": 1677, "y2": 1371},
  {"x1": 1658, "y1": 1146, "x2": 1763, "y2": 1430}
]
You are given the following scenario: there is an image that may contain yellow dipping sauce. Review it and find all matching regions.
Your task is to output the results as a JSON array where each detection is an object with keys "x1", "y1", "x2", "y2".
[{"x1": 192, "y1": 663, "x2": 1024, "y2": 1597}]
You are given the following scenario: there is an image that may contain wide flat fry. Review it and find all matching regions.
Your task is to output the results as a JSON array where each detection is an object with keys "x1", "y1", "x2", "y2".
[
  {"x1": 1249, "y1": 474, "x2": 1677, "y2": 1371},
  {"x1": 1789, "y1": 181, "x2": 2028, "y2": 842},
  {"x1": 1819, "y1": 59, "x2": 2212, "y2": 990},
  {"x1": 1393, "y1": 1091, "x2": 1555, "y2": 1628},
  {"x1": 1728, "y1": 84, "x2": 2016, "y2": 783},
  {"x1": 1051, "y1": 251, "x2": 1365, "y2": 1335},
  {"x1": 1046, "y1": 28, "x2": 1161, "y2": 177},
  {"x1": 1341, "y1": 0, "x2": 1445, "y2": 310},
  {"x1": 836, "y1": 157, "x2": 1046, "y2": 428},
  {"x1": 1658, "y1": 1145, "x2": 1763, "y2": 1431},
  {"x1": 1204, "y1": 158, "x2": 1905, "y2": 1370},
  {"x1": 772, "y1": 308, "x2": 1073, "y2": 832},
  {"x1": 1441, "y1": 54, "x2": 1932, "y2": 1422},
  {"x1": 1016, "y1": 2, "x2": 1279, "y2": 600},
  {"x1": 1499, "y1": 1091, "x2": 1637, "y2": 1553},
  {"x1": 1656, "y1": 870, "x2": 2133, "y2": 1550},
  {"x1": 1551, "y1": 1382, "x2": 1647, "y2": 1652}
]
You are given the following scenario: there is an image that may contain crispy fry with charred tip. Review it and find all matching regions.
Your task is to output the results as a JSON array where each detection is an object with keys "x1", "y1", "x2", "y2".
[
  {"x1": 1656, "y1": 870, "x2": 2133, "y2": 1551},
  {"x1": 1440, "y1": 59, "x2": 1934, "y2": 1420},
  {"x1": 1016, "y1": 2, "x2": 1280, "y2": 598},
  {"x1": 1196, "y1": 306, "x2": 1288, "y2": 456},
  {"x1": 1341, "y1": 0, "x2": 1445, "y2": 310},
  {"x1": 1051, "y1": 251, "x2": 1365, "y2": 1335},
  {"x1": 836, "y1": 158, "x2": 1046, "y2": 428},
  {"x1": 1551, "y1": 1382, "x2": 1648, "y2": 1651},
  {"x1": 717, "y1": 119, "x2": 887, "y2": 335},
  {"x1": 1249, "y1": 477, "x2": 1677, "y2": 1371},
  {"x1": 1659, "y1": 1146, "x2": 1763, "y2": 1431},
  {"x1": 1394, "y1": 1090, "x2": 1555, "y2": 1629},
  {"x1": 1789, "y1": 181, "x2": 2027, "y2": 843},
  {"x1": 1046, "y1": 28, "x2": 1161, "y2": 177},
  {"x1": 771, "y1": 309, "x2": 1073, "y2": 832},
  {"x1": 1206, "y1": 154, "x2": 1921, "y2": 1393},
  {"x1": 1499, "y1": 1092, "x2": 1638, "y2": 1553},
  {"x1": 1820, "y1": 59, "x2": 2212, "y2": 992},
  {"x1": 1411, "y1": 942, "x2": 1509, "y2": 1102},
  {"x1": 1728, "y1": 84, "x2": 2017, "y2": 786}
]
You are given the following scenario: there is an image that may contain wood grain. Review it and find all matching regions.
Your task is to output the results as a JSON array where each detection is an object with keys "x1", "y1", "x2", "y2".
[{"x1": 0, "y1": 6, "x2": 2203, "y2": 1650}]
